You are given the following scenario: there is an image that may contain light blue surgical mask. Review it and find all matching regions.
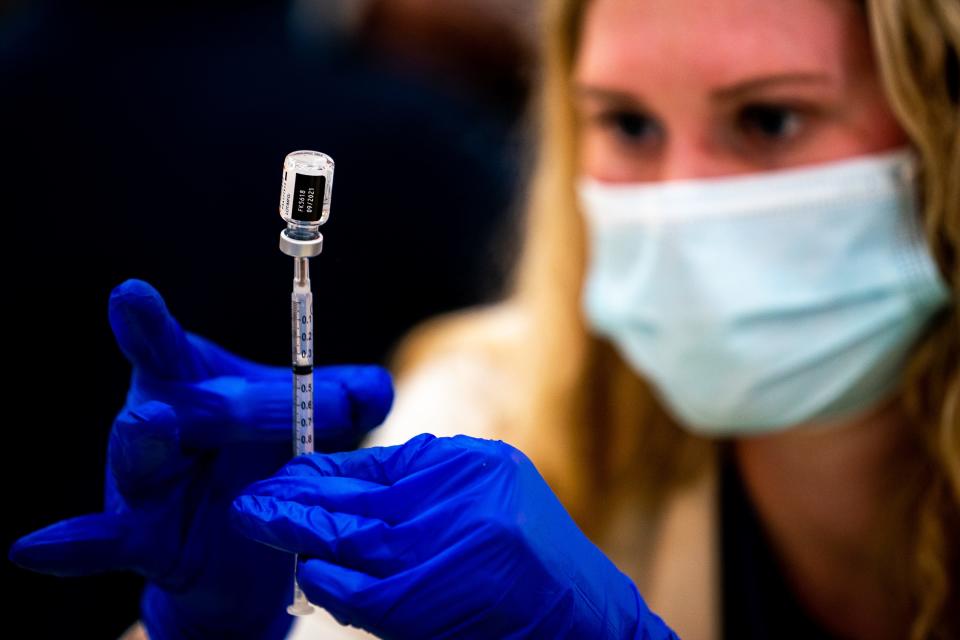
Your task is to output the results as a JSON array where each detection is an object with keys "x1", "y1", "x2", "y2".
[{"x1": 578, "y1": 149, "x2": 952, "y2": 435}]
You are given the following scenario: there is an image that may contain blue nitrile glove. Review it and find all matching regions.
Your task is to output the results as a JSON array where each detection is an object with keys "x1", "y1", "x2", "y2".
[
  {"x1": 8, "y1": 278, "x2": 394, "y2": 640},
  {"x1": 229, "y1": 432, "x2": 679, "y2": 640}
]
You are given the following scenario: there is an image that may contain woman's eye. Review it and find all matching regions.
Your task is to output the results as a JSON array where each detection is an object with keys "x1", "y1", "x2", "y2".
[
  {"x1": 596, "y1": 110, "x2": 661, "y2": 145},
  {"x1": 737, "y1": 104, "x2": 802, "y2": 141}
]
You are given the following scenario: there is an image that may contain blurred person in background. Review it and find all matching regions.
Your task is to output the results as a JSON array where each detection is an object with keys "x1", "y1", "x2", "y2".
[
  {"x1": 9, "y1": 0, "x2": 959, "y2": 639},
  {"x1": 356, "y1": 0, "x2": 540, "y2": 116}
]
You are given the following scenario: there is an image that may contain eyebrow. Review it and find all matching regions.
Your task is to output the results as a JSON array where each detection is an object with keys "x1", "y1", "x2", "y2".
[
  {"x1": 573, "y1": 85, "x2": 648, "y2": 108},
  {"x1": 712, "y1": 72, "x2": 833, "y2": 101},
  {"x1": 574, "y1": 73, "x2": 832, "y2": 107}
]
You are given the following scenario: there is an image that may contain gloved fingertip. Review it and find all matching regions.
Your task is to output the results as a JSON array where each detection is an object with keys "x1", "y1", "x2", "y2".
[
  {"x1": 8, "y1": 535, "x2": 32, "y2": 568},
  {"x1": 227, "y1": 496, "x2": 265, "y2": 542},
  {"x1": 110, "y1": 278, "x2": 162, "y2": 303},
  {"x1": 108, "y1": 280, "x2": 170, "y2": 334},
  {"x1": 228, "y1": 497, "x2": 253, "y2": 533},
  {"x1": 357, "y1": 366, "x2": 395, "y2": 429},
  {"x1": 408, "y1": 432, "x2": 438, "y2": 446},
  {"x1": 111, "y1": 400, "x2": 178, "y2": 444},
  {"x1": 330, "y1": 365, "x2": 395, "y2": 431},
  {"x1": 8, "y1": 514, "x2": 136, "y2": 576},
  {"x1": 107, "y1": 279, "x2": 198, "y2": 380},
  {"x1": 230, "y1": 494, "x2": 268, "y2": 523},
  {"x1": 228, "y1": 495, "x2": 291, "y2": 552},
  {"x1": 230, "y1": 493, "x2": 251, "y2": 513},
  {"x1": 7, "y1": 525, "x2": 74, "y2": 573},
  {"x1": 109, "y1": 401, "x2": 185, "y2": 497}
]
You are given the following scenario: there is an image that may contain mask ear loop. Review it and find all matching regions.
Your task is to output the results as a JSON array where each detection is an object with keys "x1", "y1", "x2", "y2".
[{"x1": 890, "y1": 153, "x2": 952, "y2": 310}]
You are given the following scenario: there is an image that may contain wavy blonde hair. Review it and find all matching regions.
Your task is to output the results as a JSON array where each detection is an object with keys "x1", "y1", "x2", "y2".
[{"x1": 391, "y1": 0, "x2": 959, "y2": 637}]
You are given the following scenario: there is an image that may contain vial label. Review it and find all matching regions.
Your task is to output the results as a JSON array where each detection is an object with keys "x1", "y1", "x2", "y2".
[{"x1": 281, "y1": 172, "x2": 326, "y2": 222}]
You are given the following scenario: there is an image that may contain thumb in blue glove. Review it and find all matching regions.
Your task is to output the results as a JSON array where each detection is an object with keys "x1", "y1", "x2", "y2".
[
  {"x1": 9, "y1": 278, "x2": 394, "y2": 640},
  {"x1": 230, "y1": 432, "x2": 679, "y2": 640}
]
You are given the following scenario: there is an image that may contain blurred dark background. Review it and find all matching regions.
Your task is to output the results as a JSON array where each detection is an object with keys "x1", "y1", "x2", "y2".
[{"x1": 2, "y1": 0, "x2": 539, "y2": 635}]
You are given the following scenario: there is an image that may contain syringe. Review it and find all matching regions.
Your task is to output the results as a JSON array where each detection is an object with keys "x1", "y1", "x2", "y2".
[{"x1": 277, "y1": 149, "x2": 334, "y2": 616}]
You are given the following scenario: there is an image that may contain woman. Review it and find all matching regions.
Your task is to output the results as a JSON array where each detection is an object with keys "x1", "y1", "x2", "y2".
[
  {"x1": 313, "y1": 0, "x2": 957, "y2": 637},
  {"x1": 11, "y1": 0, "x2": 957, "y2": 638}
]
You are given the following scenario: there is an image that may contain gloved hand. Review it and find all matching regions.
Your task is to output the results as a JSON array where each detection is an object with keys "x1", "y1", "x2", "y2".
[
  {"x1": 8, "y1": 278, "x2": 394, "y2": 640},
  {"x1": 230, "y1": 432, "x2": 679, "y2": 640}
]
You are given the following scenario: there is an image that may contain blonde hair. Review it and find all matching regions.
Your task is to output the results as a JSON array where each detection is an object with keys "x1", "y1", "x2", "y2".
[{"x1": 390, "y1": 0, "x2": 959, "y2": 636}]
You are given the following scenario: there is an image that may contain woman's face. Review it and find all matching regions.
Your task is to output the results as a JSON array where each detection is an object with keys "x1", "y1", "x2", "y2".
[{"x1": 573, "y1": 0, "x2": 908, "y2": 183}]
